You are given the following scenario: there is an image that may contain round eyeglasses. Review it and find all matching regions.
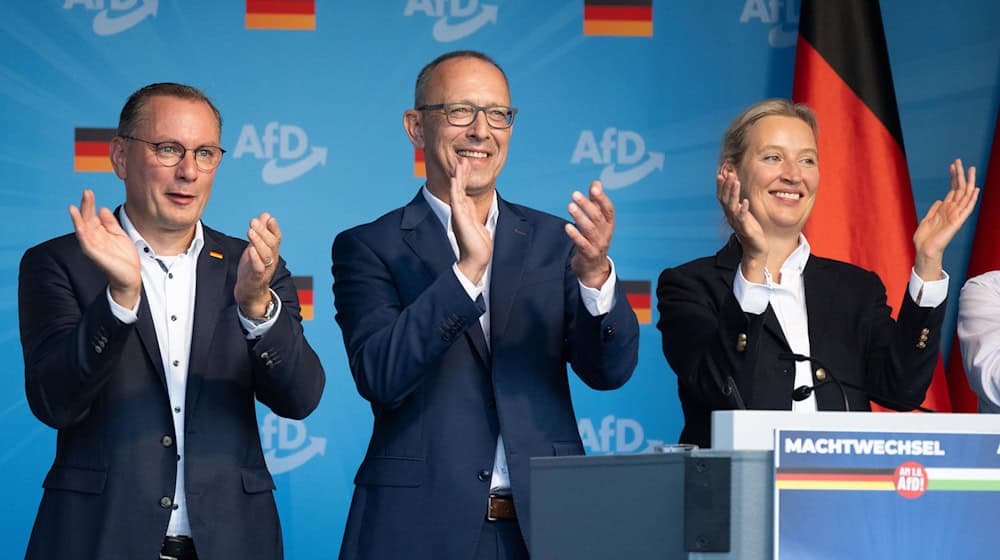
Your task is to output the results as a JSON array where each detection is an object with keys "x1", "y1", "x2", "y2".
[
  {"x1": 417, "y1": 102, "x2": 517, "y2": 129},
  {"x1": 121, "y1": 135, "x2": 226, "y2": 172}
]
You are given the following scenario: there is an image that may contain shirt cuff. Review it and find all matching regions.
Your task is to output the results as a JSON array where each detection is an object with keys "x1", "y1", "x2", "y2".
[
  {"x1": 908, "y1": 268, "x2": 949, "y2": 308},
  {"x1": 238, "y1": 289, "x2": 283, "y2": 339},
  {"x1": 733, "y1": 265, "x2": 771, "y2": 315},
  {"x1": 107, "y1": 287, "x2": 139, "y2": 324},
  {"x1": 579, "y1": 257, "x2": 617, "y2": 316},
  {"x1": 453, "y1": 263, "x2": 486, "y2": 303}
]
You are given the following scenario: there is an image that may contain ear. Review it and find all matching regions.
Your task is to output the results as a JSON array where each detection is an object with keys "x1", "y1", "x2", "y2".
[
  {"x1": 110, "y1": 136, "x2": 128, "y2": 180},
  {"x1": 403, "y1": 110, "x2": 424, "y2": 149},
  {"x1": 720, "y1": 160, "x2": 736, "y2": 178}
]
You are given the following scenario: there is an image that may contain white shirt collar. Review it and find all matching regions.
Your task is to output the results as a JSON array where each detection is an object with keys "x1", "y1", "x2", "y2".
[
  {"x1": 421, "y1": 185, "x2": 499, "y2": 234},
  {"x1": 119, "y1": 207, "x2": 204, "y2": 258}
]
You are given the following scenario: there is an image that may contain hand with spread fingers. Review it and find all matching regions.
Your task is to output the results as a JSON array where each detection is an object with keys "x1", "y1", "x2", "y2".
[
  {"x1": 236, "y1": 212, "x2": 282, "y2": 318},
  {"x1": 68, "y1": 189, "x2": 141, "y2": 309},
  {"x1": 565, "y1": 181, "x2": 615, "y2": 289},
  {"x1": 716, "y1": 165, "x2": 768, "y2": 283},
  {"x1": 450, "y1": 157, "x2": 493, "y2": 286},
  {"x1": 913, "y1": 158, "x2": 981, "y2": 281}
]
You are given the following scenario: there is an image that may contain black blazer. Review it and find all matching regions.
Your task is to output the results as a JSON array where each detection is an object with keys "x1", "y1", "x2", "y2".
[
  {"x1": 19, "y1": 223, "x2": 325, "y2": 560},
  {"x1": 332, "y1": 191, "x2": 639, "y2": 559},
  {"x1": 656, "y1": 235, "x2": 944, "y2": 448}
]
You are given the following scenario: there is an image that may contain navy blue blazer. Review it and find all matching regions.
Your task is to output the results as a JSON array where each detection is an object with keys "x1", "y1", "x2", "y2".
[
  {"x1": 657, "y1": 235, "x2": 945, "y2": 448},
  {"x1": 332, "y1": 191, "x2": 639, "y2": 559},
  {"x1": 18, "y1": 223, "x2": 325, "y2": 560}
]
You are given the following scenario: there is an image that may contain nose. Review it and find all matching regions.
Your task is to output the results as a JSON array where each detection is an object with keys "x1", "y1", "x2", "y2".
[
  {"x1": 175, "y1": 149, "x2": 200, "y2": 180},
  {"x1": 465, "y1": 108, "x2": 490, "y2": 138},
  {"x1": 780, "y1": 159, "x2": 802, "y2": 184}
]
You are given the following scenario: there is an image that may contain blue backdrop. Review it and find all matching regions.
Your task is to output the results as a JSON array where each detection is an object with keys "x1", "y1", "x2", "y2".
[{"x1": 2, "y1": 1, "x2": 998, "y2": 557}]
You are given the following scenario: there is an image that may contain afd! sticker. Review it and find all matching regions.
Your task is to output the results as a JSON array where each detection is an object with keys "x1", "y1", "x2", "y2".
[
  {"x1": 404, "y1": 0, "x2": 498, "y2": 42},
  {"x1": 233, "y1": 122, "x2": 328, "y2": 185},
  {"x1": 571, "y1": 128, "x2": 664, "y2": 190},
  {"x1": 64, "y1": 0, "x2": 159, "y2": 36},
  {"x1": 260, "y1": 412, "x2": 327, "y2": 474}
]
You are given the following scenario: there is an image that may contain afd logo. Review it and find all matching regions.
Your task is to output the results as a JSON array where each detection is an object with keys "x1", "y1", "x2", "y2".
[
  {"x1": 64, "y1": 0, "x2": 158, "y2": 36},
  {"x1": 578, "y1": 415, "x2": 664, "y2": 454},
  {"x1": 571, "y1": 128, "x2": 664, "y2": 191},
  {"x1": 233, "y1": 122, "x2": 328, "y2": 185},
  {"x1": 404, "y1": 0, "x2": 498, "y2": 42},
  {"x1": 739, "y1": 0, "x2": 798, "y2": 48},
  {"x1": 260, "y1": 413, "x2": 327, "y2": 474}
]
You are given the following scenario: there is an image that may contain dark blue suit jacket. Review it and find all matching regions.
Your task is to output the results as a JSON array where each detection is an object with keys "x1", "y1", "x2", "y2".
[
  {"x1": 332, "y1": 191, "x2": 639, "y2": 559},
  {"x1": 18, "y1": 223, "x2": 325, "y2": 560}
]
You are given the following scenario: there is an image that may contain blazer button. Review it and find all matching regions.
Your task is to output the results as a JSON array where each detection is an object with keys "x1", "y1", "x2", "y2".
[
  {"x1": 920, "y1": 328, "x2": 930, "y2": 336},
  {"x1": 261, "y1": 352, "x2": 270, "y2": 360},
  {"x1": 815, "y1": 368, "x2": 827, "y2": 382},
  {"x1": 602, "y1": 325, "x2": 616, "y2": 339},
  {"x1": 477, "y1": 469, "x2": 491, "y2": 482},
  {"x1": 736, "y1": 333, "x2": 748, "y2": 352},
  {"x1": 161, "y1": 435, "x2": 174, "y2": 447},
  {"x1": 916, "y1": 341, "x2": 927, "y2": 349},
  {"x1": 160, "y1": 496, "x2": 174, "y2": 509}
]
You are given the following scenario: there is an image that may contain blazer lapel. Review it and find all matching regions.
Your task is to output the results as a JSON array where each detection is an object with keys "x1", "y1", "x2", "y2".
[
  {"x1": 715, "y1": 235, "x2": 789, "y2": 348},
  {"x1": 401, "y1": 191, "x2": 490, "y2": 366},
  {"x1": 489, "y1": 197, "x2": 530, "y2": 344},
  {"x1": 802, "y1": 257, "x2": 842, "y2": 409},
  {"x1": 185, "y1": 227, "x2": 230, "y2": 414},
  {"x1": 133, "y1": 290, "x2": 167, "y2": 389}
]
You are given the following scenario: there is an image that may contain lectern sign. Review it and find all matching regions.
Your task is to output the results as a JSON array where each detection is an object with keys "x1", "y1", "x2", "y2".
[{"x1": 774, "y1": 430, "x2": 1000, "y2": 558}]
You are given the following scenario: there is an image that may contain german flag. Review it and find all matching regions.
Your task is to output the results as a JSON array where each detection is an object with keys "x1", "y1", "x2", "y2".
[
  {"x1": 293, "y1": 275, "x2": 314, "y2": 320},
  {"x1": 246, "y1": 0, "x2": 315, "y2": 30},
  {"x1": 74, "y1": 128, "x2": 115, "y2": 172},
  {"x1": 622, "y1": 279, "x2": 651, "y2": 324},
  {"x1": 793, "y1": 1, "x2": 951, "y2": 411},
  {"x1": 584, "y1": 0, "x2": 652, "y2": 37},
  {"x1": 414, "y1": 148, "x2": 426, "y2": 178}
]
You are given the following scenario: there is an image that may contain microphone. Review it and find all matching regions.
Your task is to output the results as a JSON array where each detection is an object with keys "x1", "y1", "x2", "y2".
[
  {"x1": 779, "y1": 352, "x2": 935, "y2": 413},
  {"x1": 723, "y1": 375, "x2": 747, "y2": 410}
]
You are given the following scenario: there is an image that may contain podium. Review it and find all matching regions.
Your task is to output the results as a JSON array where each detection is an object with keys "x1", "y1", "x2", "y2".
[{"x1": 530, "y1": 411, "x2": 1000, "y2": 559}]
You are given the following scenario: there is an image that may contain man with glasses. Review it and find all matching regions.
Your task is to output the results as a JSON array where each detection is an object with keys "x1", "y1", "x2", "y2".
[
  {"x1": 333, "y1": 50, "x2": 639, "y2": 560},
  {"x1": 18, "y1": 82, "x2": 325, "y2": 560}
]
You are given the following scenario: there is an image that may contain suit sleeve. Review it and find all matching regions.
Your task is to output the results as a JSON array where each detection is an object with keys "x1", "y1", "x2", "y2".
[
  {"x1": 247, "y1": 259, "x2": 326, "y2": 420},
  {"x1": 656, "y1": 265, "x2": 763, "y2": 410},
  {"x1": 19, "y1": 244, "x2": 131, "y2": 429},
  {"x1": 331, "y1": 230, "x2": 485, "y2": 408},
  {"x1": 564, "y1": 254, "x2": 639, "y2": 391},
  {"x1": 860, "y1": 270, "x2": 944, "y2": 410}
]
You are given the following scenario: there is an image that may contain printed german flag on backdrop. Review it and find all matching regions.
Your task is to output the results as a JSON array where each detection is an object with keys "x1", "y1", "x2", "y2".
[
  {"x1": 414, "y1": 148, "x2": 426, "y2": 178},
  {"x1": 74, "y1": 128, "x2": 115, "y2": 172},
  {"x1": 622, "y1": 279, "x2": 651, "y2": 324},
  {"x1": 946, "y1": 108, "x2": 1000, "y2": 412},
  {"x1": 583, "y1": 0, "x2": 652, "y2": 37},
  {"x1": 793, "y1": 0, "x2": 951, "y2": 411},
  {"x1": 246, "y1": 0, "x2": 315, "y2": 30},
  {"x1": 293, "y1": 276, "x2": 314, "y2": 320}
]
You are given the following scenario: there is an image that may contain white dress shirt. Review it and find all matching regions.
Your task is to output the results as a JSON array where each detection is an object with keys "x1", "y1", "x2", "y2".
[
  {"x1": 958, "y1": 270, "x2": 1000, "y2": 412},
  {"x1": 733, "y1": 234, "x2": 948, "y2": 411},
  {"x1": 422, "y1": 187, "x2": 616, "y2": 492},
  {"x1": 107, "y1": 209, "x2": 280, "y2": 536}
]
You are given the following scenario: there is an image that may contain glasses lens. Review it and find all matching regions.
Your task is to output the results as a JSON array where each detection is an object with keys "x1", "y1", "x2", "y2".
[
  {"x1": 485, "y1": 107, "x2": 513, "y2": 128},
  {"x1": 195, "y1": 147, "x2": 223, "y2": 170},
  {"x1": 154, "y1": 143, "x2": 184, "y2": 166},
  {"x1": 445, "y1": 103, "x2": 475, "y2": 126}
]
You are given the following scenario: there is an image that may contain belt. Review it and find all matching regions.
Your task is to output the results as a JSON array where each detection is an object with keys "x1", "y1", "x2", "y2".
[
  {"x1": 487, "y1": 494, "x2": 517, "y2": 521},
  {"x1": 160, "y1": 535, "x2": 198, "y2": 560}
]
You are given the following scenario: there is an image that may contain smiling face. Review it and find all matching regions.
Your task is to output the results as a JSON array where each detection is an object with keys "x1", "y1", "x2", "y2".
[
  {"x1": 726, "y1": 115, "x2": 819, "y2": 238},
  {"x1": 111, "y1": 95, "x2": 219, "y2": 253},
  {"x1": 404, "y1": 56, "x2": 511, "y2": 202}
]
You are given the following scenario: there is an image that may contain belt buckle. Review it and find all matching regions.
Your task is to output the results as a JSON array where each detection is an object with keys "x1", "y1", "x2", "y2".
[
  {"x1": 159, "y1": 555, "x2": 180, "y2": 560},
  {"x1": 487, "y1": 493, "x2": 513, "y2": 522},
  {"x1": 487, "y1": 494, "x2": 500, "y2": 522}
]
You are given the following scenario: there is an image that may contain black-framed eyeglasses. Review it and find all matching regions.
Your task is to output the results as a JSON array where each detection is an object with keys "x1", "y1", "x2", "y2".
[
  {"x1": 121, "y1": 135, "x2": 226, "y2": 172},
  {"x1": 417, "y1": 102, "x2": 517, "y2": 129}
]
